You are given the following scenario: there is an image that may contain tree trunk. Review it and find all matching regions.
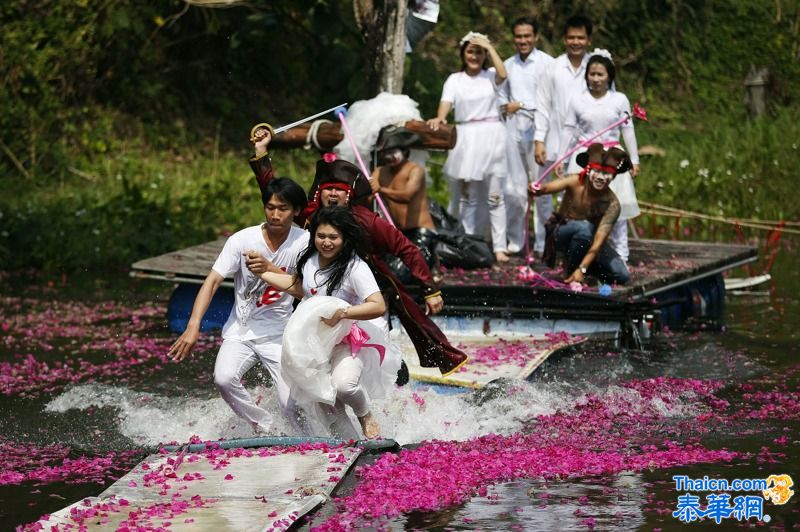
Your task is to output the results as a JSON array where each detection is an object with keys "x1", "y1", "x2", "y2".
[{"x1": 354, "y1": 0, "x2": 408, "y2": 95}]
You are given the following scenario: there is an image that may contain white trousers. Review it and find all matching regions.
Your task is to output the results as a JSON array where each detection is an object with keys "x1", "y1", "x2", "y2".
[
  {"x1": 330, "y1": 349, "x2": 369, "y2": 417},
  {"x1": 609, "y1": 218, "x2": 629, "y2": 263},
  {"x1": 310, "y1": 349, "x2": 369, "y2": 440},
  {"x1": 213, "y1": 336, "x2": 301, "y2": 433},
  {"x1": 532, "y1": 162, "x2": 558, "y2": 254},
  {"x1": 448, "y1": 175, "x2": 508, "y2": 253},
  {"x1": 504, "y1": 138, "x2": 531, "y2": 253}
]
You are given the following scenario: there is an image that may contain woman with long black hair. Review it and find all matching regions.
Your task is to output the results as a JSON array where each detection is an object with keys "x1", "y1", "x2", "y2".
[{"x1": 259, "y1": 206, "x2": 400, "y2": 439}]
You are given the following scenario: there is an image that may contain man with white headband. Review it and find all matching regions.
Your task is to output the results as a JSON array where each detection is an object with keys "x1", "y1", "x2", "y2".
[{"x1": 529, "y1": 143, "x2": 631, "y2": 285}]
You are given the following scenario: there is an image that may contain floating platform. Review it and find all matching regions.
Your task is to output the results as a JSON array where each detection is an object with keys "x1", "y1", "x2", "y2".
[
  {"x1": 38, "y1": 437, "x2": 395, "y2": 531},
  {"x1": 131, "y1": 237, "x2": 757, "y2": 345},
  {"x1": 404, "y1": 335, "x2": 586, "y2": 389}
]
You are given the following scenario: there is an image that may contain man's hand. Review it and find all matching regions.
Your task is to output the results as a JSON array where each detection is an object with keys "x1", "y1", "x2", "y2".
[
  {"x1": 425, "y1": 294, "x2": 444, "y2": 315},
  {"x1": 168, "y1": 328, "x2": 199, "y2": 362},
  {"x1": 369, "y1": 178, "x2": 381, "y2": 194},
  {"x1": 501, "y1": 101, "x2": 522, "y2": 116},
  {"x1": 534, "y1": 141, "x2": 547, "y2": 166},
  {"x1": 631, "y1": 164, "x2": 640, "y2": 178},
  {"x1": 554, "y1": 162, "x2": 565, "y2": 178},
  {"x1": 564, "y1": 268, "x2": 585, "y2": 284},
  {"x1": 244, "y1": 250, "x2": 275, "y2": 275},
  {"x1": 252, "y1": 127, "x2": 272, "y2": 156}
]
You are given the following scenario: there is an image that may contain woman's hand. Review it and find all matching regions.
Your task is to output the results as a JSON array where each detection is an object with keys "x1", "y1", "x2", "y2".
[
  {"x1": 244, "y1": 250, "x2": 278, "y2": 275},
  {"x1": 426, "y1": 117, "x2": 446, "y2": 131},
  {"x1": 469, "y1": 34, "x2": 492, "y2": 50},
  {"x1": 321, "y1": 307, "x2": 348, "y2": 327}
]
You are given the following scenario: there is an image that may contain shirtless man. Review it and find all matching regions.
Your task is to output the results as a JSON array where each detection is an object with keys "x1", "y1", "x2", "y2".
[
  {"x1": 370, "y1": 126, "x2": 434, "y2": 231},
  {"x1": 529, "y1": 143, "x2": 630, "y2": 284},
  {"x1": 369, "y1": 126, "x2": 439, "y2": 278}
]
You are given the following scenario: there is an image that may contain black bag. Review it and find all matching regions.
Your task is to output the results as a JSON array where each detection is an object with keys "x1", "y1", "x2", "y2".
[
  {"x1": 428, "y1": 198, "x2": 494, "y2": 269},
  {"x1": 435, "y1": 230, "x2": 494, "y2": 269}
]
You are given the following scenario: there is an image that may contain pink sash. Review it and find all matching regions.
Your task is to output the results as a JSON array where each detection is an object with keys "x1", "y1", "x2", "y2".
[{"x1": 342, "y1": 323, "x2": 386, "y2": 365}]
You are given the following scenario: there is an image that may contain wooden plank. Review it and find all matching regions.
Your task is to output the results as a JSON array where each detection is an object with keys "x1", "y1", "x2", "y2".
[
  {"x1": 37, "y1": 446, "x2": 362, "y2": 531},
  {"x1": 131, "y1": 237, "x2": 226, "y2": 282},
  {"x1": 724, "y1": 274, "x2": 771, "y2": 290},
  {"x1": 404, "y1": 336, "x2": 586, "y2": 389}
]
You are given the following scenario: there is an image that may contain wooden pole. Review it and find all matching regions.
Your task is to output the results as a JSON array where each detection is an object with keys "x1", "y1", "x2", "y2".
[{"x1": 270, "y1": 120, "x2": 457, "y2": 151}]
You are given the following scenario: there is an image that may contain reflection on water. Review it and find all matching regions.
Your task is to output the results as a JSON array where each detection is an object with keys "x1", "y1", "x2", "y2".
[{"x1": 1, "y1": 244, "x2": 799, "y2": 530}]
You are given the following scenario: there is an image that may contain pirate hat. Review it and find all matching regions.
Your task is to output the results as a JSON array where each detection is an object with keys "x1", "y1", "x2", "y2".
[
  {"x1": 375, "y1": 125, "x2": 420, "y2": 152},
  {"x1": 576, "y1": 143, "x2": 633, "y2": 175},
  {"x1": 309, "y1": 156, "x2": 372, "y2": 203}
]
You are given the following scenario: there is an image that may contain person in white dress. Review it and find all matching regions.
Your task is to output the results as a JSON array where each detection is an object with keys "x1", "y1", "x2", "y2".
[
  {"x1": 532, "y1": 14, "x2": 593, "y2": 255},
  {"x1": 498, "y1": 16, "x2": 554, "y2": 254},
  {"x1": 427, "y1": 31, "x2": 510, "y2": 263},
  {"x1": 258, "y1": 206, "x2": 401, "y2": 440},
  {"x1": 558, "y1": 52, "x2": 641, "y2": 262}
]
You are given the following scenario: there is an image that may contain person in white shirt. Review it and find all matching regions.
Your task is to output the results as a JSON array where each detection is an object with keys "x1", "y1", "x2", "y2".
[
  {"x1": 498, "y1": 16, "x2": 554, "y2": 254},
  {"x1": 168, "y1": 169, "x2": 310, "y2": 435},
  {"x1": 558, "y1": 52, "x2": 641, "y2": 262},
  {"x1": 427, "y1": 31, "x2": 510, "y2": 263},
  {"x1": 258, "y1": 206, "x2": 401, "y2": 440},
  {"x1": 532, "y1": 15, "x2": 593, "y2": 255}
]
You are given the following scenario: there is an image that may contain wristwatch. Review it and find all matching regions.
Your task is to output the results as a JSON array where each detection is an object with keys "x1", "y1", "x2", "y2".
[{"x1": 579, "y1": 265, "x2": 588, "y2": 274}]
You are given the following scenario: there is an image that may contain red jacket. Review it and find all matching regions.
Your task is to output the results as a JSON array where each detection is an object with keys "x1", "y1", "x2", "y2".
[{"x1": 250, "y1": 152, "x2": 467, "y2": 374}]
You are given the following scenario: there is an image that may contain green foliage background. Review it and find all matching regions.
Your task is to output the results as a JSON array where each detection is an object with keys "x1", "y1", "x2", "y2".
[{"x1": 1, "y1": 0, "x2": 799, "y2": 270}]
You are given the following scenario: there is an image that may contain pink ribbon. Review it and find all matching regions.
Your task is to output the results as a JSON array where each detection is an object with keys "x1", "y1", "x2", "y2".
[{"x1": 342, "y1": 322, "x2": 386, "y2": 365}]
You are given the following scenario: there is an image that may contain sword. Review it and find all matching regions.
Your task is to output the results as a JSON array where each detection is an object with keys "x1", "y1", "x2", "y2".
[{"x1": 250, "y1": 103, "x2": 347, "y2": 142}]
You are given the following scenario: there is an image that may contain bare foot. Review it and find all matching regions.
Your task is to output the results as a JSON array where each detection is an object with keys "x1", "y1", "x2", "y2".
[
  {"x1": 495, "y1": 251, "x2": 510, "y2": 263},
  {"x1": 357, "y1": 412, "x2": 381, "y2": 439}
]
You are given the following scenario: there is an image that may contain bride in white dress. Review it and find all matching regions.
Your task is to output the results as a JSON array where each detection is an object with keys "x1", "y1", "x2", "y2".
[{"x1": 259, "y1": 206, "x2": 401, "y2": 439}]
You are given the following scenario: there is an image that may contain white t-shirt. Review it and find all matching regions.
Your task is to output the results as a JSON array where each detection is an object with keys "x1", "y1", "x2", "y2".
[
  {"x1": 300, "y1": 252, "x2": 387, "y2": 331},
  {"x1": 213, "y1": 224, "x2": 309, "y2": 341},
  {"x1": 441, "y1": 70, "x2": 502, "y2": 123}
]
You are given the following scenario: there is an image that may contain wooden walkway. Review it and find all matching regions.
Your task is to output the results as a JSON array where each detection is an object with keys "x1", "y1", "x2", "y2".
[
  {"x1": 131, "y1": 237, "x2": 757, "y2": 311},
  {"x1": 38, "y1": 443, "x2": 365, "y2": 531}
]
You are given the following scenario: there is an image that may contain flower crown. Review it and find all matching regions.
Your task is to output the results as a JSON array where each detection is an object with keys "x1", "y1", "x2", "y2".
[
  {"x1": 459, "y1": 31, "x2": 490, "y2": 47},
  {"x1": 590, "y1": 48, "x2": 613, "y2": 62}
]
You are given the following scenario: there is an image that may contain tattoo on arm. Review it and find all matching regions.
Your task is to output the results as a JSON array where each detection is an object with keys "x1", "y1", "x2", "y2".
[{"x1": 597, "y1": 199, "x2": 621, "y2": 236}]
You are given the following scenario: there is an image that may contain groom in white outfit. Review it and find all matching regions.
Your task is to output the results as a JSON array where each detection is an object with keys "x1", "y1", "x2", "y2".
[
  {"x1": 168, "y1": 127, "x2": 310, "y2": 435},
  {"x1": 533, "y1": 14, "x2": 593, "y2": 255},
  {"x1": 499, "y1": 16, "x2": 554, "y2": 253}
]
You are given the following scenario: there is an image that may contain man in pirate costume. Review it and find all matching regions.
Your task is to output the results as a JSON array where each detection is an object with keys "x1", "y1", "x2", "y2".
[
  {"x1": 249, "y1": 123, "x2": 468, "y2": 376},
  {"x1": 169, "y1": 129, "x2": 311, "y2": 434},
  {"x1": 529, "y1": 142, "x2": 631, "y2": 285}
]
